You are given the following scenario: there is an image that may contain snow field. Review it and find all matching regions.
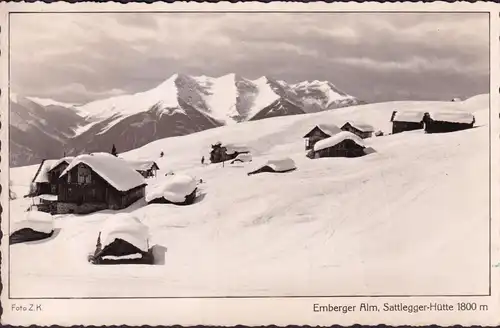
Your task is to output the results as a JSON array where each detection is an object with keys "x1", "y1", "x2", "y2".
[{"x1": 8, "y1": 95, "x2": 490, "y2": 297}]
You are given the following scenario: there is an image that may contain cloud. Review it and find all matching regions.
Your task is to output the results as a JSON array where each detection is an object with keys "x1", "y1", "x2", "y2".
[{"x1": 9, "y1": 12, "x2": 489, "y2": 103}]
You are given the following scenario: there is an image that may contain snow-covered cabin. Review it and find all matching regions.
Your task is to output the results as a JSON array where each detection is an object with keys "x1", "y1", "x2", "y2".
[
  {"x1": 209, "y1": 142, "x2": 251, "y2": 164},
  {"x1": 423, "y1": 111, "x2": 475, "y2": 133},
  {"x1": 303, "y1": 124, "x2": 342, "y2": 150},
  {"x1": 307, "y1": 131, "x2": 367, "y2": 159},
  {"x1": 341, "y1": 121, "x2": 375, "y2": 139},
  {"x1": 28, "y1": 159, "x2": 59, "y2": 197},
  {"x1": 10, "y1": 211, "x2": 55, "y2": 245},
  {"x1": 56, "y1": 153, "x2": 147, "y2": 214},
  {"x1": 126, "y1": 160, "x2": 159, "y2": 178},
  {"x1": 451, "y1": 97, "x2": 462, "y2": 102},
  {"x1": 146, "y1": 174, "x2": 198, "y2": 205},
  {"x1": 248, "y1": 158, "x2": 297, "y2": 176},
  {"x1": 28, "y1": 157, "x2": 75, "y2": 198},
  {"x1": 390, "y1": 110, "x2": 426, "y2": 134},
  {"x1": 89, "y1": 214, "x2": 154, "y2": 265}
]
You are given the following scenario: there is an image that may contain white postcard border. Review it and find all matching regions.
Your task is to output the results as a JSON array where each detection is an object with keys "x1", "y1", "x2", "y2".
[{"x1": 1, "y1": 2, "x2": 499, "y2": 326}]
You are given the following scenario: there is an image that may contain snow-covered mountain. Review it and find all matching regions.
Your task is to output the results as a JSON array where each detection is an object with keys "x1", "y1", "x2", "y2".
[
  {"x1": 9, "y1": 74, "x2": 362, "y2": 166},
  {"x1": 9, "y1": 94, "x2": 89, "y2": 166},
  {"x1": 9, "y1": 94, "x2": 490, "y2": 298}
]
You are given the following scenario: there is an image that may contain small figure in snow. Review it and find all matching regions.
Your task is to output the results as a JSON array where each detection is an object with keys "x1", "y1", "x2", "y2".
[
  {"x1": 201, "y1": 156, "x2": 205, "y2": 165},
  {"x1": 160, "y1": 151, "x2": 164, "y2": 158}
]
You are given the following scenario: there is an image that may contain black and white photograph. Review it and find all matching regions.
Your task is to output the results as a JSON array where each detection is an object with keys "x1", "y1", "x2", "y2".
[{"x1": 1, "y1": 3, "x2": 499, "y2": 326}]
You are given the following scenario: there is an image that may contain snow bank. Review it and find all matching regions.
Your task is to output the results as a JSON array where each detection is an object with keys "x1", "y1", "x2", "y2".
[
  {"x1": 428, "y1": 111, "x2": 475, "y2": 124},
  {"x1": 60, "y1": 153, "x2": 146, "y2": 192},
  {"x1": 314, "y1": 131, "x2": 365, "y2": 152},
  {"x1": 344, "y1": 121, "x2": 375, "y2": 132},
  {"x1": 145, "y1": 174, "x2": 197, "y2": 203},
  {"x1": 33, "y1": 159, "x2": 58, "y2": 183},
  {"x1": 100, "y1": 214, "x2": 150, "y2": 253},
  {"x1": 12, "y1": 211, "x2": 54, "y2": 234},
  {"x1": 392, "y1": 111, "x2": 426, "y2": 123}
]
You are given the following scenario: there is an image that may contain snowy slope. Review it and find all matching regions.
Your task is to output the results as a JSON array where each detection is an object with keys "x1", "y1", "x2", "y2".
[{"x1": 8, "y1": 94, "x2": 490, "y2": 298}]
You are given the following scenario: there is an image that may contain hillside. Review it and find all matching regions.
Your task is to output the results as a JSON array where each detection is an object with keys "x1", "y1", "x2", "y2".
[
  {"x1": 9, "y1": 74, "x2": 362, "y2": 167},
  {"x1": 8, "y1": 95, "x2": 490, "y2": 298}
]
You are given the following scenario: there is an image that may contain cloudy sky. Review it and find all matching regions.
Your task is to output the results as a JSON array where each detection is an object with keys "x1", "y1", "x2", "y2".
[{"x1": 10, "y1": 12, "x2": 489, "y2": 104}]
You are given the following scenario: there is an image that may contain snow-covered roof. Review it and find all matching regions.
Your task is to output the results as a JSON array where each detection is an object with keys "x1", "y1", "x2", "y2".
[
  {"x1": 253, "y1": 158, "x2": 297, "y2": 173},
  {"x1": 313, "y1": 131, "x2": 365, "y2": 152},
  {"x1": 343, "y1": 121, "x2": 375, "y2": 132},
  {"x1": 49, "y1": 156, "x2": 75, "y2": 171},
  {"x1": 224, "y1": 144, "x2": 251, "y2": 154},
  {"x1": 146, "y1": 174, "x2": 197, "y2": 203},
  {"x1": 60, "y1": 153, "x2": 146, "y2": 192},
  {"x1": 391, "y1": 111, "x2": 426, "y2": 123},
  {"x1": 428, "y1": 111, "x2": 475, "y2": 124},
  {"x1": 100, "y1": 214, "x2": 150, "y2": 253},
  {"x1": 126, "y1": 160, "x2": 159, "y2": 171},
  {"x1": 32, "y1": 159, "x2": 59, "y2": 183},
  {"x1": 12, "y1": 211, "x2": 54, "y2": 234},
  {"x1": 304, "y1": 124, "x2": 342, "y2": 138}
]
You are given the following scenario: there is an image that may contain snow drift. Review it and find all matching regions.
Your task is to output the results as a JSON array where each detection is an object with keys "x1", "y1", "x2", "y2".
[
  {"x1": 11, "y1": 211, "x2": 54, "y2": 235},
  {"x1": 100, "y1": 214, "x2": 150, "y2": 253},
  {"x1": 145, "y1": 174, "x2": 198, "y2": 204}
]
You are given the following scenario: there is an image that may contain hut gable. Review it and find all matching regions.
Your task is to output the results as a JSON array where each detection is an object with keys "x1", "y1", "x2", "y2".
[
  {"x1": 313, "y1": 131, "x2": 365, "y2": 152},
  {"x1": 32, "y1": 159, "x2": 59, "y2": 184},
  {"x1": 303, "y1": 124, "x2": 342, "y2": 150},
  {"x1": 341, "y1": 121, "x2": 374, "y2": 139},
  {"x1": 60, "y1": 153, "x2": 146, "y2": 192},
  {"x1": 303, "y1": 124, "x2": 341, "y2": 138},
  {"x1": 126, "y1": 160, "x2": 160, "y2": 178}
]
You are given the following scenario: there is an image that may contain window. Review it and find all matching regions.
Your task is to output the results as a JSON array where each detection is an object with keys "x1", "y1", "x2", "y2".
[{"x1": 78, "y1": 166, "x2": 92, "y2": 184}]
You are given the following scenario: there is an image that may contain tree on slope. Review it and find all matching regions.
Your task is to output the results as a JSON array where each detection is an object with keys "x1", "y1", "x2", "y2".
[{"x1": 111, "y1": 144, "x2": 118, "y2": 157}]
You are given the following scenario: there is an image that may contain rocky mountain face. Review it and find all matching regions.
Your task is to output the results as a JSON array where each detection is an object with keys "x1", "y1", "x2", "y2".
[{"x1": 10, "y1": 74, "x2": 363, "y2": 167}]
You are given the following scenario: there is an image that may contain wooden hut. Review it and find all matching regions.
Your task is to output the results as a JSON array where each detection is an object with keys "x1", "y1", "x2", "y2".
[
  {"x1": 9, "y1": 211, "x2": 55, "y2": 245},
  {"x1": 303, "y1": 124, "x2": 342, "y2": 150},
  {"x1": 390, "y1": 110, "x2": 426, "y2": 134},
  {"x1": 209, "y1": 142, "x2": 250, "y2": 164},
  {"x1": 28, "y1": 157, "x2": 74, "y2": 197},
  {"x1": 423, "y1": 112, "x2": 475, "y2": 133},
  {"x1": 56, "y1": 153, "x2": 147, "y2": 214},
  {"x1": 145, "y1": 174, "x2": 198, "y2": 205},
  {"x1": 126, "y1": 160, "x2": 159, "y2": 178},
  {"x1": 307, "y1": 131, "x2": 367, "y2": 159},
  {"x1": 88, "y1": 215, "x2": 154, "y2": 265},
  {"x1": 341, "y1": 121, "x2": 375, "y2": 139}
]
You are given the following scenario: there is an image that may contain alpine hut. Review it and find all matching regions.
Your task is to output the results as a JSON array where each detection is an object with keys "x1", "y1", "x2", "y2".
[
  {"x1": 209, "y1": 142, "x2": 250, "y2": 164},
  {"x1": 88, "y1": 214, "x2": 154, "y2": 265},
  {"x1": 307, "y1": 131, "x2": 367, "y2": 159},
  {"x1": 390, "y1": 110, "x2": 426, "y2": 134},
  {"x1": 247, "y1": 158, "x2": 297, "y2": 176},
  {"x1": 28, "y1": 159, "x2": 59, "y2": 197},
  {"x1": 303, "y1": 124, "x2": 342, "y2": 151},
  {"x1": 340, "y1": 121, "x2": 375, "y2": 139},
  {"x1": 126, "y1": 160, "x2": 159, "y2": 178},
  {"x1": 146, "y1": 174, "x2": 198, "y2": 205},
  {"x1": 9, "y1": 211, "x2": 55, "y2": 245},
  {"x1": 56, "y1": 153, "x2": 147, "y2": 214},
  {"x1": 423, "y1": 111, "x2": 475, "y2": 133}
]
